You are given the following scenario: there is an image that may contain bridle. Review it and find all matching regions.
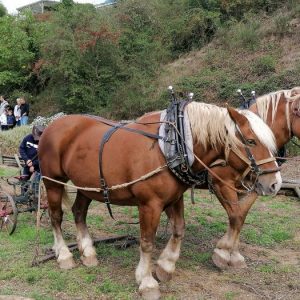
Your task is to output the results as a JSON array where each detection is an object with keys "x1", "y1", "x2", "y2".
[{"x1": 231, "y1": 123, "x2": 281, "y2": 191}]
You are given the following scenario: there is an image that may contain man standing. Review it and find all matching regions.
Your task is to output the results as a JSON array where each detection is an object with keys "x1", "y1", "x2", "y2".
[{"x1": 20, "y1": 97, "x2": 29, "y2": 126}]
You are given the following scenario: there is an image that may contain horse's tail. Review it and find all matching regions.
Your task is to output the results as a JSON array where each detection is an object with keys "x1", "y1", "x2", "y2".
[{"x1": 62, "y1": 187, "x2": 73, "y2": 210}]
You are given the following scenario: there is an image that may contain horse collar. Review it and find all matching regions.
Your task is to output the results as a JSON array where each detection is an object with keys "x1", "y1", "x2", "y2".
[{"x1": 163, "y1": 100, "x2": 207, "y2": 186}]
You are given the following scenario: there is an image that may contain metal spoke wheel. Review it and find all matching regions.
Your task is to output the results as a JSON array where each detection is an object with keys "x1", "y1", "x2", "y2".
[{"x1": 0, "y1": 191, "x2": 18, "y2": 235}]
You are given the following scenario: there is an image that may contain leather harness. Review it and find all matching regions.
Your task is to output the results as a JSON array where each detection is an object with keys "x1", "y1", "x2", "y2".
[
  {"x1": 91, "y1": 96, "x2": 281, "y2": 218},
  {"x1": 163, "y1": 100, "x2": 207, "y2": 186},
  {"x1": 90, "y1": 100, "x2": 208, "y2": 218},
  {"x1": 95, "y1": 116, "x2": 165, "y2": 219}
]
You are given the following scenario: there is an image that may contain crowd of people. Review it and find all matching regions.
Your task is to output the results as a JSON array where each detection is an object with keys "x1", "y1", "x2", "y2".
[{"x1": 0, "y1": 95, "x2": 29, "y2": 131}]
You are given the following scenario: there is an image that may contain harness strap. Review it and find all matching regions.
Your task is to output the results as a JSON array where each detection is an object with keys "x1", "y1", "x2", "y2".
[
  {"x1": 86, "y1": 114, "x2": 165, "y2": 141},
  {"x1": 99, "y1": 125, "x2": 123, "y2": 219},
  {"x1": 98, "y1": 122, "x2": 164, "y2": 220},
  {"x1": 230, "y1": 147, "x2": 279, "y2": 180}
]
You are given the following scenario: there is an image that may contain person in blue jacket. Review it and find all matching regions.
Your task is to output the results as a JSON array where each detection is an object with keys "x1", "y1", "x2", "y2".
[{"x1": 19, "y1": 125, "x2": 45, "y2": 178}]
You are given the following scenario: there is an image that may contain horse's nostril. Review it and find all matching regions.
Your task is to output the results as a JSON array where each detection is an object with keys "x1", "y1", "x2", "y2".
[{"x1": 270, "y1": 182, "x2": 277, "y2": 193}]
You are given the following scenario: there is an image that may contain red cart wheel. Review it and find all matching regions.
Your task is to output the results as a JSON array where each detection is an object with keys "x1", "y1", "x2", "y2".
[{"x1": 0, "y1": 191, "x2": 18, "y2": 235}]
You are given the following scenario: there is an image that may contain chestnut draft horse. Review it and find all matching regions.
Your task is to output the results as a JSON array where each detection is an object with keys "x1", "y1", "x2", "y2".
[
  {"x1": 186, "y1": 87, "x2": 300, "y2": 270},
  {"x1": 39, "y1": 102, "x2": 281, "y2": 299}
]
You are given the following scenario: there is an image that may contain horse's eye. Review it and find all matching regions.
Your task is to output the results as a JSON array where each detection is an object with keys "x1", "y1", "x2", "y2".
[{"x1": 247, "y1": 139, "x2": 256, "y2": 146}]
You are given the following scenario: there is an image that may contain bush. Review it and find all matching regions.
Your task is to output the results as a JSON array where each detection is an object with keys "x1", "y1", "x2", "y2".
[
  {"x1": 287, "y1": 137, "x2": 300, "y2": 156},
  {"x1": 252, "y1": 55, "x2": 276, "y2": 76},
  {"x1": 232, "y1": 20, "x2": 261, "y2": 51},
  {"x1": 0, "y1": 126, "x2": 31, "y2": 155},
  {"x1": 273, "y1": 13, "x2": 291, "y2": 36}
]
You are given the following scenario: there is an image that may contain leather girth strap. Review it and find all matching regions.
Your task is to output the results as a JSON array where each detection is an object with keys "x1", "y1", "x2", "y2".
[{"x1": 98, "y1": 122, "x2": 164, "y2": 219}]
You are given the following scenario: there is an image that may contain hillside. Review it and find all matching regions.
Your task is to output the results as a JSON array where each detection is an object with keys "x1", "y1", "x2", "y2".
[{"x1": 152, "y1": 6, "x2": 300, "y2": 107}]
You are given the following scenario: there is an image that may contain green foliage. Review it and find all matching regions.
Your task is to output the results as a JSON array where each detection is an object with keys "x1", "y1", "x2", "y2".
[
  {"x1": 0, "y1": 0, "x2": 296, "y2": 119},
  {"x1": 252, "y1": 55, "x2": 276, "y2": 76},
  {"x1": 223, "y1": 18, "x2": 261, "y2": 51},
  {"x1": 0, "y1": 2, "x2": 7, "y2": 17},
  {"x1": 0, "y1": 15, "x2": 36, "y2": 94},
  {"x1": 36, "y1": 3, "x2": 124, "y2": 113},
  {"x1": 287, "y1": 137, "x2": 300, "y2": 156}
]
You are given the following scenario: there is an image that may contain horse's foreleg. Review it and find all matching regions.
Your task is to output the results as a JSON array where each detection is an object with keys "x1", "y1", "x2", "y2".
[
  {"x1": 156, "y1": 196, "x2": 185, "y2": 282},
  {"x1": 213, "y1": 184, "x2": 257, "y2": 269},
  {"x1": 72, "y1": 192, "x2": 98, "y2": 267},
  {"x1": 136, "y1": 200, "x2": 163, "y2": 300},
  {"x1": 47, "y1": 186, "x2": 76, "y2": 269}
]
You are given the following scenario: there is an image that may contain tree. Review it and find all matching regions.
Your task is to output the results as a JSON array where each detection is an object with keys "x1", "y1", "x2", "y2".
[
  {"x1": 0, "y1": 2, "x2": 7, "y2": 17},
  {"x1": 36, "y1": 3, "x2": 125, "y2": 113},
  {"x1": 0, "y1": 15, "x2": 36, "y2": 94}
]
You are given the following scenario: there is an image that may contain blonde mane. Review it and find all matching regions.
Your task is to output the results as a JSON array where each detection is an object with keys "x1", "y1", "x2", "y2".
[
  {"x1": 256, "y1": 87, "x2": 300, "y2": 133},
  {"x1": 186, "y1": 102, "x2": 277, "y2": 158}
]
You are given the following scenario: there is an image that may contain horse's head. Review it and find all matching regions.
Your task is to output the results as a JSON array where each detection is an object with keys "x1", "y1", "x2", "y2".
[
  {"x1": 226, "y1": 106, "x2": 281, "y2": 195},
  {"x1": 251, "y1": 87, "x2": 300, "y2": 146}
]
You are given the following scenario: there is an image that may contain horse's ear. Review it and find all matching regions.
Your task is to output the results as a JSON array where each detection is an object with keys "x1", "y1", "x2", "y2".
[{"x1": 227, "y1": 106, "x2": 248, "y2": 127}]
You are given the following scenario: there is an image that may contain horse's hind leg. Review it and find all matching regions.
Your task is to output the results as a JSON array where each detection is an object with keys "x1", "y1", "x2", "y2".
[
  {"x1": 136, "y1": 200, "x2": 163, "y2": 300},
  {"x1": 156, "y1": 196, "x2": 185, "y2": 282},
  {"x1": 72, "y1": 191, "x2": 98, "y2": 267},
  {"x1": 47, "y1": 185, "x2": 76, "y2": 269}
]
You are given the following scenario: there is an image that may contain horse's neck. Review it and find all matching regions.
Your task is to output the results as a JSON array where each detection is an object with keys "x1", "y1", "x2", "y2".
[
  {"x1": 251, "y1": 101, "x2": 291, "y2": 149},
  {"x1": 192, "y1": 143, "x2": 224, "y2": 171}
]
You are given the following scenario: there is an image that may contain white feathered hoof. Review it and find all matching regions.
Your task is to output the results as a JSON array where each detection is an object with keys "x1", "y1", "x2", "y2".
[
  {"x1": 139, "y1": 276, "x2": 161, "y2": 300},
  {"x1": 139, "y1": 287, "x2": 161, "y2": 300},
  {"x1": 212, "y1": 248, "x2": 230, "y2": 270},
  {"x1": 58, "y1": 256, "x2": 76, "y2": 270},
  {"x1": 155, "y1": 265, "x2": 173, "y2": 282},
  {"x1": 229, "y1": 252, "x2": 247, "y2": 269},
  {"x1": 81, "y1": 255, "x2": 99, "y2": 267}
]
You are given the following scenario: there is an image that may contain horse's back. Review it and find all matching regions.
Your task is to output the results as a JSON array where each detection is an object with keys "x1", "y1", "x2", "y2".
[{"x1": 38, "y1": 113, "x2": 170, "y2": 200}]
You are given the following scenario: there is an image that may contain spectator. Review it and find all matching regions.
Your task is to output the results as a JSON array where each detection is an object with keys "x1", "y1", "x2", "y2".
[
  {"x1": 0, "y1": 95, "x2": 8, "y2": 116},
  {"x1": 7, "y1": 108, "x2": 16, "y2": 129},
  {"x1": 14, "y1": 98, "x2": 21, "y2": 126},
  {"x1": 20, "y1": 97, "x2": 29, "y2": 126},
  {"x1": 0, "y1": 105, "x2": 8, "y2": 130}
]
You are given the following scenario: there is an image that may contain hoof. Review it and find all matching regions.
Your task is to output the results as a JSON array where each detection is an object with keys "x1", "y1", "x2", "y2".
[
  {"x1": 155, "y1": 265, "x2": 173, "y2": 282},
  {"x1": 212, "y1": 248, "x2": 230, "y2": 270},
  {"x1": 140, "y1": 287, "x2": 161, "y2": 300},
  {"x1": 81, "y1": 255, "x2": 99, "y2": 267},
  {"x1": 229, "y1": 252, "x2": 247, "y2": 269},
  {"x1": 58, "y1": 256, "x2": 76, "y2": 270}
]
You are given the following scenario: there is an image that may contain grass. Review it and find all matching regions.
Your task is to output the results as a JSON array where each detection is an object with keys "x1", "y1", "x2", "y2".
[
  {"x1": 0, "y1": 188, "x2": 300, "y2": 299},
  {"x1": 0, "y1": 166, "x2": 18, "y2": 177},
  {"x1": 0, "y1": 125, "x2": 31, "y2": 156}
]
